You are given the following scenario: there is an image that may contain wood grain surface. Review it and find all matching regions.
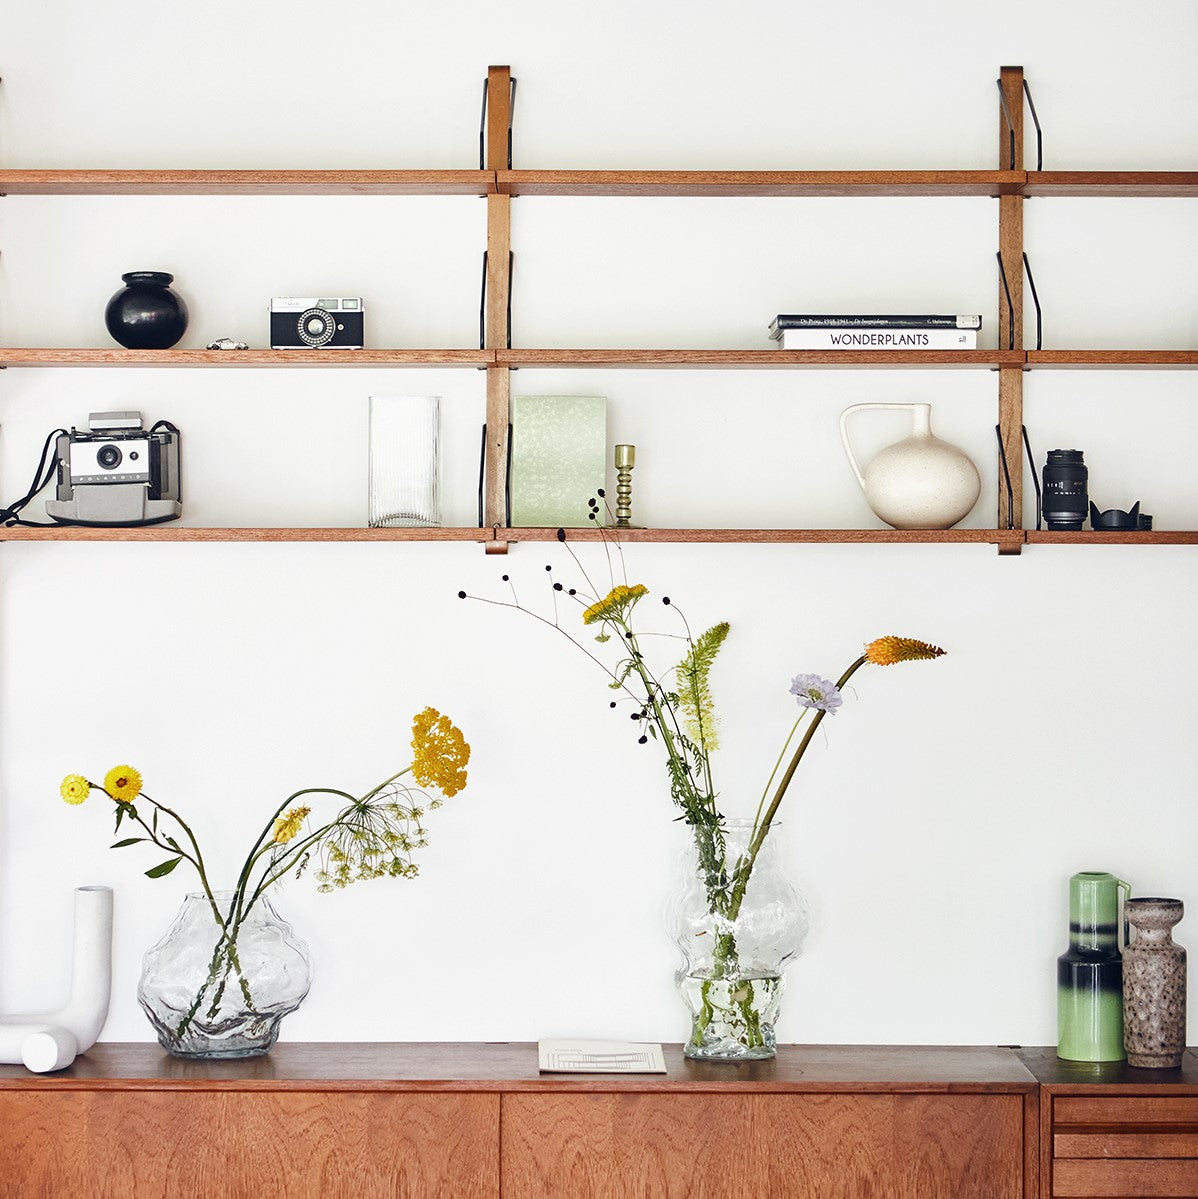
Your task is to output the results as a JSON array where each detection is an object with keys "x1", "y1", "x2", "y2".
[
  {"x1": 1051, "y1": 1157, "x2": 1198, "y2": 1197},
  {"x1": 0, "y1": 1090, "x2": 498, "y2": 1199},
  {"x1": 496, "y1": 169, "x2": 1027, "y2": 196},
  {"x1": 502, "y1": 1092, "x2": 1026, "y2": 1198},
  {"x1": 0, "y1": 170, "x2": 495, "y2": 196},
  {"x1": 0, "y1": 1042, "x2": 1037, "y2": 1091}
]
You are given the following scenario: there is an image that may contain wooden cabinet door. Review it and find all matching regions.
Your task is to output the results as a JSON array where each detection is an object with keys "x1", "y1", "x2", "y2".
[
  {"x1": 503, "y1": 1092, "x2": 1026, "y2": 1198},
  {"x1": 0, "y1": 1090, "x2": 499, "y2": 1199}
]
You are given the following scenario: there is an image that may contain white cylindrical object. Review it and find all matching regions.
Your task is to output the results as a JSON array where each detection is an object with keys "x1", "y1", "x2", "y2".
[
  {"x1": 22, "y1": 1027, "x2": 79, "y2": 1074},
  {"x1": 52, "y1": 885, "x2": 113, "y2": 1053},
  {"x1": 0, "y1": 886, "x2": 113, "y2": 1072}
]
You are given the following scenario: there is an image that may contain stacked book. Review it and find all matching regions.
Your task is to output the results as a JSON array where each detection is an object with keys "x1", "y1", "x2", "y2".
[{"x1": 769, "y1": 314, "x2": 981, "y2": 350}]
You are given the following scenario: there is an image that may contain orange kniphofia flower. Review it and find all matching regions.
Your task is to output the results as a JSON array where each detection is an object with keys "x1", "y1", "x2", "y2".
[{"x1": 864, "y1": 637, "x2": 946, "y2": 666}]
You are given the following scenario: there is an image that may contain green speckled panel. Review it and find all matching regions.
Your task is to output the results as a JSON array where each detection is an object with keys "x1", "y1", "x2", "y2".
[{"x1": 510, "y1": 395, "x2": 607, "y2": 527}]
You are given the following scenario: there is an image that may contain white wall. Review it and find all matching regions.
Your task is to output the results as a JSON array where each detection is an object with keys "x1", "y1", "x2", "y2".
[{"x1": 1, "y1": 0, "x2": 1196, "y2": 1048}]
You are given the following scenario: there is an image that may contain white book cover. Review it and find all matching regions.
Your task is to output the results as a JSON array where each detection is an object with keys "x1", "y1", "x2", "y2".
[
  {"x1": 779, "y1": 327, "x2": 978, "y2": 350},
  {"x1": 537, "y1": 1039, "x2": 667, "y2": 1074}
]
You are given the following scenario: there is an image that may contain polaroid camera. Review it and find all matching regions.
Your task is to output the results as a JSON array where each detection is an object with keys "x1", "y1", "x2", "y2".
[{"x1": 46, "y1": 412, "x2": 181, "y2": 526}]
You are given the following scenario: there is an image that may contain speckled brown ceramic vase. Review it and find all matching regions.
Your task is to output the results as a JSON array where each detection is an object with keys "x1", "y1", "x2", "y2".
[{"x1": 1122, "y1": 898, "x2": 1186, "y2": 1068}]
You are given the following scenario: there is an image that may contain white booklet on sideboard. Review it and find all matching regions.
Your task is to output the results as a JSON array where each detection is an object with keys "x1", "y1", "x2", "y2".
[{"x1": 537, "y1": 1039, "x2": 667, "y2": 1074}]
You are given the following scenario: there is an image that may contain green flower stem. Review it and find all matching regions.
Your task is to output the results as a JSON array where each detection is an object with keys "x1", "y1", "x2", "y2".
[
  {"x1": 728, "y1": 655, "x2": 868, "y2": 923},
  {"x1": 230, "y1": 786, "x2": 360, "y2": 926},
  {"x1": 751, "y1": 710, "x2": 810, "y2": 834}
]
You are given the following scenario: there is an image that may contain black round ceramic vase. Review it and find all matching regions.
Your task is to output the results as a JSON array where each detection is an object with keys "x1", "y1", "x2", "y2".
[{"x1": 104, "y1": 271, "x2": 189, "y2": 349}]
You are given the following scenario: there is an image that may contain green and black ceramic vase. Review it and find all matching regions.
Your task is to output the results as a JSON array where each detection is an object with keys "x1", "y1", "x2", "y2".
[{"x1": 1057, "y1": 871, "x2": 1130, "y2": 1062}]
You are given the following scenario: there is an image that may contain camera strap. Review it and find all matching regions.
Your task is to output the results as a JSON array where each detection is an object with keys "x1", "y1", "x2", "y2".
[{"x1": 0, "y1": 428, "x2": 67, "y2": 527}]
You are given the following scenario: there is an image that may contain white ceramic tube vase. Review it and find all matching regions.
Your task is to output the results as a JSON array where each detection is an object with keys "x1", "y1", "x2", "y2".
[{"x1": 0, "y1": 885, "x2": 113, "y2": 1073}]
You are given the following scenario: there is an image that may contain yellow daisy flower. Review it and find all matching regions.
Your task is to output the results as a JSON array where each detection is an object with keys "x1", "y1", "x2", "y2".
[
  {"x1": 104, "y1": 765, "x2": 143, "y2": 804},
  {"x1": 411, "y1": 707, "x2": 470, "y2": 798},
  {"x1": 581, "y1": 583, "x2": 649, "y2": 626},
  {"x1": 60, "y1": 774, "x2": 90, "y2": 805},
  {"x1": 271, "y1": 806, "x2": 311, "y2": 845},
  {"x1": 864, "y1": 636, "x2": 946, "y2": 666}
]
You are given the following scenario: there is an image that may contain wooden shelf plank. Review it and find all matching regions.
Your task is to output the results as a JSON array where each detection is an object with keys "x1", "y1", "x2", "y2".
[
  {"x1": 1025, "y1": 350, "x2": 1198, "y2": 369},
  {"x1": 497, "y1": 170, "x2": 1026, "y2": 197},
  {"x1": 3, "y1": 525, "x2": 1195, "y2": 549},
  {"x1": 0, "y1": 170, "x2": 495, "y2": 196},
  {"x1": 1026, "y1": 530, "x2": 1198, "y2": 545},
  {"x1": 498, "y1": 349, "x2": 1021, "y2": 370},
  {"x1": 0, "y1": 527, "x2": 490, "y2": 543},
  {"x1": 1025, "y1": 171, "x2": 1198, "y2": 197},
  {"x1": 0, "y1": 348, "x2": 493, "y2": 368},
  {"x1": 498, "y1": 526, "x2": 1025, "y2": 549}
]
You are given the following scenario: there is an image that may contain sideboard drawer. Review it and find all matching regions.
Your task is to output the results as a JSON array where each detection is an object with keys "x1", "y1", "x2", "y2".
[
  {"x1": 1053, "y1": 1158, "x2": 1198, "y2": 1197},
  {"x1": 1052, "y1": 1096, "x2": 1198, "y2": 1197},
  {"x1": 1055, "y1": 1096, "x2": 1198, "y2": 1127}
]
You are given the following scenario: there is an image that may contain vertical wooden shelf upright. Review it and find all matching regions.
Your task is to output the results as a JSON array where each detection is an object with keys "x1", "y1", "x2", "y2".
[
  {"x1": 997, "y1": 66, "x2": 1025, "y2": 552},
  {"x1": 484, "y1": 66, "x2": 513, "y2": 555}
]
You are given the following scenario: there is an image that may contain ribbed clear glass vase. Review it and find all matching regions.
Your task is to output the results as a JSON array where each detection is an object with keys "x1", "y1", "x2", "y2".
[{"x1": 368, "y1": 394, "x2": 441, "y2": 527}]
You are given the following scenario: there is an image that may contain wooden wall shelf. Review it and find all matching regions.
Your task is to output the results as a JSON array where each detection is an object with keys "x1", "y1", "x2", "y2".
[
  {"x1": 504, "y1": 527, "x2": 1026, "y2": 549},
  {"x1": 1025, "y1": 530, "x2": 1198, "y2": 545},
  {"x1": 498, "y1": 349, "x2": 1024, "y2": 369},
  {"x1": 1023, "y1": 171, "x2": 1198, "y2": 197},
  {"x1": 1024, "y1": 350, "x2": 1198, "y2": 369},
  {"x1": 0, "y1": 169, "x2": 495, "y2": 196},
  {"x1": 496, "y1": 169, "x2": 1026, "y2": 197},
  {"x1": 2, "y1": 67, "x2": 1194, "y2": 556},
  {"x1": 0, "y1": 527, "x2": 491, "y2": 543},
  {"x1": 3, "y1": 527, "x2": 1194, "y2": 549},
  {"x1": 0, "y1": 348, "x2": 492, "y2": 368},
  {"x1": 3, "y1": 349, "x2": 1195, "y2": 370}
]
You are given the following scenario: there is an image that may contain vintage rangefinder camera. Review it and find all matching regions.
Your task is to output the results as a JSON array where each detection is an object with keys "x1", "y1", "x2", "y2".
[
  {"x1": 270, "y1": 297, "x2": 364, "y2": 348},
  {"x1": 46, "y1": 412, "x2": 181, "y2": 526}
]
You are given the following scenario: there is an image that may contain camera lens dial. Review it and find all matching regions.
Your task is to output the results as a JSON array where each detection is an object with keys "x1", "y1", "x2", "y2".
[
  {"x1": 96, "y1": 443, "x2": 123, "y2": 470},
  {"x1": 297, "y1": 307, "x2": 335, "y2": 347}
]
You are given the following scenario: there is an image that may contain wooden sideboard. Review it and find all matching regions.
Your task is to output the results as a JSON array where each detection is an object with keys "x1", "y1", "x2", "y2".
[
  {"x1": 4, "y1": 1043, "x2": 1197, "y2": 1197},
  {"x1": 0, "y1": 1043, "x2": 1036, "y2": 1198}
]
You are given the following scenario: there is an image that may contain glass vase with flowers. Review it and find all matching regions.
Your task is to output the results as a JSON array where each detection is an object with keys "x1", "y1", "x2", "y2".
[
  {"x1": 464, "y1": 537, "x2": 942, "y2": 1060},
  {"x1": 60, "y1": 707, "x2": 470, "y2": 1058}
]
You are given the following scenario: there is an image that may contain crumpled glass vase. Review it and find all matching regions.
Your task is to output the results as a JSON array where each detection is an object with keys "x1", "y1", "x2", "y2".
[
  {"x1": 138, "y1": 891, "x2": 311, "y2": 1059},
  {"x1": 667, "y1": 819, "x2": 809, "y2": 1061}
]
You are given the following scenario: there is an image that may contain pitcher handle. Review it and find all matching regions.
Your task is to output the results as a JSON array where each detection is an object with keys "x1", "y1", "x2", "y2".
[
  {"x1": 838, "y1": 403, "x2": 919, "y2": 489},
  {"x1": 1117, "y1": 877, "x2": 1132, "y2": 952}
]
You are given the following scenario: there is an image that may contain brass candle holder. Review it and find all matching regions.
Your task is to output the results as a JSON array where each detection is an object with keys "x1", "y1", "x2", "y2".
[{"x1": 614, "y1": 444, "x2": 638, "y2": 528}]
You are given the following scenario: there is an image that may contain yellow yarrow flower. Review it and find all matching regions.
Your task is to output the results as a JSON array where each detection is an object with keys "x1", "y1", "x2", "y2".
[
  {"x1": 60, "y1": 774, "x2": 90, "y2": 805},
  {"x1": 271, "y1": 805, "x2": 311, "y2": 845},
  {"x1": 411, "y1": 707, "x2": 470, "y2": 798},
  {"x1": 104, "y1": 765, "x2": 143, "y2": 804},
  {"x1": 864, "y1": 636, "x2": 946, "y2": 667},
  {"x1": 581, "y1": 583, "x2": 649, "y2": 626}
]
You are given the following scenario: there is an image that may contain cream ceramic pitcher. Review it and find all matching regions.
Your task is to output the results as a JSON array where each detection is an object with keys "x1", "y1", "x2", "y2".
[{"x1": 839, "y1": 402, "x2": 981, "y2": 530}]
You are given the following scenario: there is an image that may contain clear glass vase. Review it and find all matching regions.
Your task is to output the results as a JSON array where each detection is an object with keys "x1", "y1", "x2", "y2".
[
  {"x1": 368, "y1": 394, "x2": 441, "y2": 527},
  {"x1": 667, "y1": 819, "x2": 809, "y2": 1061},
  {"x1": 138, "y1": 891, "x2": 312, "y2": 1059}
]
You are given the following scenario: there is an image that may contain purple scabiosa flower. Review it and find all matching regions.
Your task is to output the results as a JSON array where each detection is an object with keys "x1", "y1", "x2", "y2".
[{"x1": 789, "y1": 673, "x2": 843, "y2": 714}]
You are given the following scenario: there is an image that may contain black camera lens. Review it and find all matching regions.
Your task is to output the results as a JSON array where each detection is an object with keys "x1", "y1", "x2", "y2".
[
  {"x1": 1042, "y1": 449, "x2": 1088, "y2": 531},
  {"x1": 96, "y1": 444, "x2": 123, "y2": 470}
]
